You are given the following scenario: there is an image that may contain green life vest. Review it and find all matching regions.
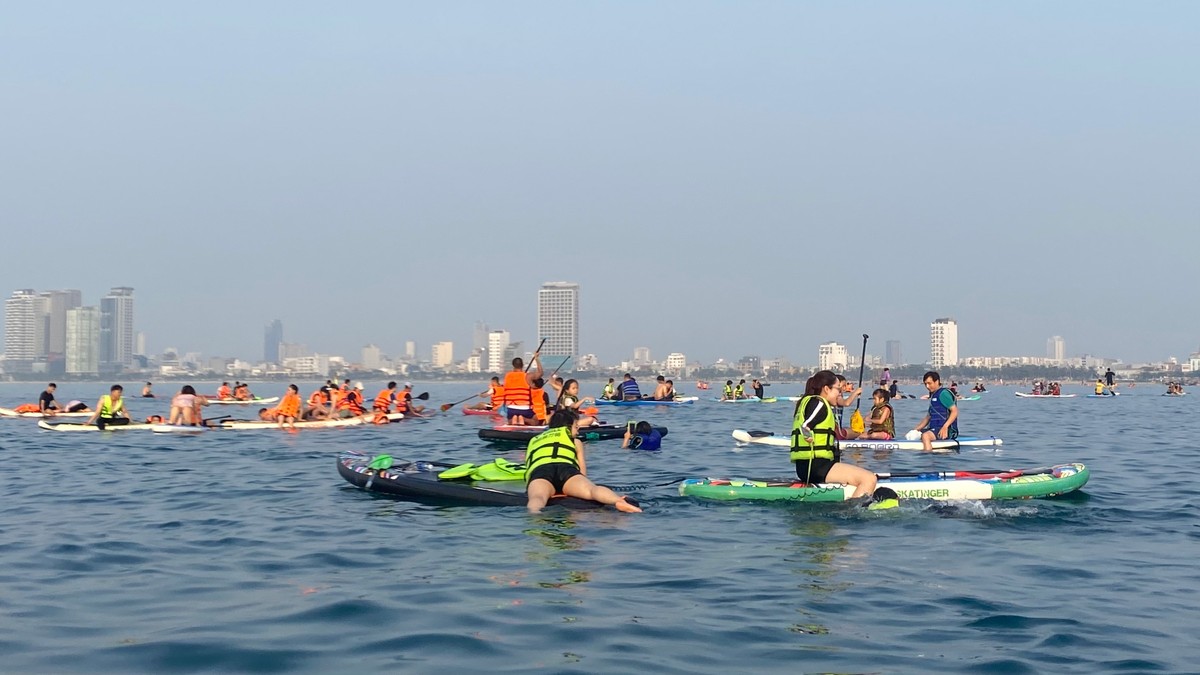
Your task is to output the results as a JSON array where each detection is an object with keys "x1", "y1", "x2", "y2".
[
  {"x1": 524, "y1": 426, "x2": 579, "y2": 481},
  {"x1": 603, "y1": 383, "x2": 614, "y2": 397},
  {"x1": 99, "y1": 394, "x2": 124, "y2": 417},
  {"x1": 723, "y1": 384, "x2": 733, "y2": 398},
  {"x1": 734, "y1": 384, "x2": 745, "y2": 398},
  {"x1": 791, "y1": 395, "x2": 837, "y2": 462},
  {"x1": 869, "y1": 402, "x2": 895, "y2": 437}
]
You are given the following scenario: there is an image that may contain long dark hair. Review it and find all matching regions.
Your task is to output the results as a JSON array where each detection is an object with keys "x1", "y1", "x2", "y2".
[
  {"x1": 797, "y1": 370, "x2": 838, "y2": 415},
  {"x1": 555, "y1": 378, "x2": 579, "y2": 409}
]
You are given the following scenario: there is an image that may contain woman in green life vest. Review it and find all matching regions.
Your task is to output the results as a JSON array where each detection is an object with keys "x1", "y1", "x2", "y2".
[
  {"x1": 792, "y1": 370, "x2": 877, "y2": 497},
  {"x1": 525, "y1": 409, "x2": 642, "y2": 514},
  {"x1": 601, "y1": 378, "x2": 616, "y2": 400},
  {"x1": 85, "y1": 384, "x2": 133, "y2": 430}
]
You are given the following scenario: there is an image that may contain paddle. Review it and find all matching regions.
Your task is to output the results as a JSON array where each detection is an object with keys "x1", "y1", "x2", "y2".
[
  {"x1": 846, "y1": 334, "x2": 868, "y2": 433},
  {"x1": 441, "y1": 390, "x2": 489, "y2": 413}
]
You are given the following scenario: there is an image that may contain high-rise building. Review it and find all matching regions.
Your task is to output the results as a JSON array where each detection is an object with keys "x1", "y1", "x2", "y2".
[
  {"x1": 886, "y1": 340, "x2": 902, "y2": 367},
  {"x1": 1047, "y1": 336, "x2": 1065, "y2": 362},
  {"x1": 135, "y1": 331, "x2": 147, "y2": 357},
  {"x1": 432, "y1": 341, "x2": 454, "y2": 368},
  {"x1": 264, "y1": 319, "x2": 283, "y2": 364},
  {"x1": 4, "y1": 290, "x2": 45, "y2": 371},
  {"x1": 100, "y1": 287, "x2": 135, "y2": 370},
  {"x1": 930, "y1": 318, "x2": 959, "y2": 369},
  {"x1": 39, "y1": 290, "x2": 82, "y2": 357},
  {"x1": 361, "y1": 344, "x2": 381, "y2": 370},
  {"x1": 818, "y1": 342, "x2": 848, "y2": 371},
  {"x1": 633, "y1": 347, "x2": 651, "y2": 366},
  {"x1": 65, "y1": 306, "x2": 101, "y2": 375},
  {"x1": 665, "y1": 352, "x2": 687, "y2": 375},
  {"x1": 404, "y1": 341, "x2": 416, "y2": 360},
  {"x1": 487, "y1": 330, "x2": 510, "y2": 373},
  {"x1": 537, "y1": 282, "x2": 579, "y2": 371},
  {"x1": 473, "y1": 321, "x2": 489, "y2": 351}
]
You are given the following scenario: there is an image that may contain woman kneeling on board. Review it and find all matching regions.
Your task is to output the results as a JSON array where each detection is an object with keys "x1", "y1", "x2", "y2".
[
  {"x1": 525, "y1": 409, "x2": 642, "y2": 514},
  {"x1": 792, "y1": 370, "x2": 878, "y2": 498}
]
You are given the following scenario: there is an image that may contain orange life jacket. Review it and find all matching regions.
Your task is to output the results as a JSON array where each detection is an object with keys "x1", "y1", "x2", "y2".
[
  {"x1": 531, "y1": 388, "x2": 548, "y2": 422},
  {"x1": 217, "y1": 386, "x2": 232, "y2": 399},
  {"x1": 337, "y1": 391, "x2": 365, "y2": 415},
  {"x1": 395, "y1": 392, "x2": 410, "y2": 413},
  {"x1": 372, "y1": 412, "x2": 390, "y2": 424},
  {"x1": 277, "y1": 393, "x2": 301, "y2": 418},
  {"x1": 14, "y1": 403, "x2": 41, "y2": 413},
  {"x1": 329, "y1": 389, "x2": 344, "y2": 407},
  {"x1": 490, "y1": 385, "x2": 505, "y2": 408},
  {"x1": 308, "y1": 390, "x2": 328, "y2": 406},
  {"x1": 373, "y1": 389, "x2": 394, "y2": 412},
  {"x1": 503, "y1": 371, "x2": 532, "y2": 406}
]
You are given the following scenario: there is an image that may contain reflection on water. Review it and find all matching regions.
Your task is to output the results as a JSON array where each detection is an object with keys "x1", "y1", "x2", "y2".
[{"x1": 524, "y1": 512, "x2": 593, "y2": 592}]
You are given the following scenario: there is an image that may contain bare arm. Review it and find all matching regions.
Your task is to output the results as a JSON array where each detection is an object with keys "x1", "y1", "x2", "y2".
[{"x1": 575, "y1": 439, "x2": 587, "y2": 475}]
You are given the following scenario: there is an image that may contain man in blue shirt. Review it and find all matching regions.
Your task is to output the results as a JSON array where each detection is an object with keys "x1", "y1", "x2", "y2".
[{"x1": 617, "y1": 373, "x2": 642, "y2": 401}]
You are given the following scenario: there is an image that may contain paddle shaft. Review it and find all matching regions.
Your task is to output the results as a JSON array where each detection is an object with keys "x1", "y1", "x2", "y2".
[
  {"x1": 855, "y1": 334, "x2": 868, "y2": 412},
  {"x1": 441, "y1": 390, "x2": 490, "y2": 412},
  {"x1": 526, "y1": 337, "x2": 548, "y2": 372}
]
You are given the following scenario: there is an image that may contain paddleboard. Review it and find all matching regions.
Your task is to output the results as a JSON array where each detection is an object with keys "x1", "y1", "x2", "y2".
[
  {"x1": 731, "y1": 429, "x2": 1002, "y2": 453},
  {"x1": 1086, "y1": 393, "x2": 1121, "y2": 398},
  {"x1": 1162, "y1": 392, "x2": 1188, "y2": 397},
  {"x1": 479, "y1": 424, "x2": 668, "y2": 443},
  {"x1": 1015, "y1": 393, "x2": 1077, "y2": 398},
  {"x1": 680, "y1": 463, "x2": 1089, "y2": 502},
  {"x1": 595, "y1": 396, "x2": 697, "y2": 406},
  {"x1": 151, "y1": 424, "x2": 208, "y2": 434},
  {"x1": 712, "y1": 397, "x2": 776, "y2": 403},
  {"x1": 217, "y1": 416, "x2": 369, "y2": 430},
  {"x1": 37, "y1": 420, "x2": 155, "y2": 432},
  {"x1": 0, "y1": 407, "x2": 92, "y2": 419}
]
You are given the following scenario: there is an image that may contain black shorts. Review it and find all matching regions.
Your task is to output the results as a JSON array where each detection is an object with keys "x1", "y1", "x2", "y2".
[
  {"x1": 96, "y1": 417, "x2": 130, "y2": 430},
  {"x1": 526, "y1": 463, "x2": 582, "y2": 493},
  {"x1": 508, "y1": 407, "x2": 534, "y2": 419},
  {"x1": 795, "y1": 458, "x2": 836, "y2": 484}
]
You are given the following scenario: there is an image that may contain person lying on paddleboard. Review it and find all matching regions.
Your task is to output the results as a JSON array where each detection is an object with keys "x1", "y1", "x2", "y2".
[
  {"x1": 863, "y1": 389, "x2": 895, "y2": 440},
  {"x1": 525, "y1": 409, "x2": 642, "y2": 514},
  {"x1": 792, "y1": 370, "x2": 877, "y2": 497},
  {"x1": 621, "y1": 420, "x2": 662, "y2": 451},
  {"x1": 911, "y1": 371, "x2": 959, "y2": 452}
]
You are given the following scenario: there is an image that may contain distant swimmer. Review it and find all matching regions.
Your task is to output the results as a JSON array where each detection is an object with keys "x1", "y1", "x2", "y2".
[
  {"x1": 141, "y1": 382, "x2": 154, "y2": 398},
  {"x1": 622, "y1": 420, "x2": 663, "y2": 451}
]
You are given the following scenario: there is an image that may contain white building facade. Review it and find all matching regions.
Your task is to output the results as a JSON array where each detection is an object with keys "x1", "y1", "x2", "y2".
[
  {"x1": 65, "y1": 306, "x2": 101, "y2": 375},
  {"x1": 100, "y1": 286, "x2": 135, "y2": 370},
  {"x1": 431, "y1": 341, "x2": 454, "y2": 368},
  {"x1": 537, "y1": 282, "x2": 579, "y2": 369},
  {"x1": 818, "y1": 342, "x2": 848, "y2": 371},
  {"x1": 930, "y1": 318, "x2": 958, "y2": 369},
  {"x1": 487, "y1": 330, "x2": 510, "y2": 373}
]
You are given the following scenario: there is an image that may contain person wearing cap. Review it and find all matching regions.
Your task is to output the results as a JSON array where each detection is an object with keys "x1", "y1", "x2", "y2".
[
  {"x1": 335, "y1": 382, "x2": 367, "y2": 417},
  {"x1": 395, "y1": 382, "x2": 426, "y2": 417}
]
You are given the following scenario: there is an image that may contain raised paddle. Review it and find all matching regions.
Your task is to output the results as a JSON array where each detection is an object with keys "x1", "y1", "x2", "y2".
[
  {"x1": 527, "y1": 337, "x2": 548, "y2": 371},
  {"x1": 848, "y1": 334, "x2": 869, "y2": 434}
]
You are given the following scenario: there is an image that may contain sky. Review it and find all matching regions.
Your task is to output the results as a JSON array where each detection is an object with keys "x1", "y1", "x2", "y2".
[{"x1": 2, "y1": 1, "x2": 1197, "y2": 366}]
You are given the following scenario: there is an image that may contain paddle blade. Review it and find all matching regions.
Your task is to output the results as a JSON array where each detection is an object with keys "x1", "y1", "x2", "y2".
[
  {"x1": 849, "y1": 410, "x2": 865, "y2": 434},
  {"x1": 416, "y1": 392, "x2": 430, "y2": 400},
  {"x1": 440, "y1": 403, "x2": 454, "y2": 412}
]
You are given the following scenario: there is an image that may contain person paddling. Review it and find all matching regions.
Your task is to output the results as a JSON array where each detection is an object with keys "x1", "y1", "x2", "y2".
[
  {"x1": 791, "y1": 370, "x2": 877, "y2": 497},
  {"x1": 910, "y1": 371, "x2": 959, "y2": 451},
  {"x1": 86, "y1": 385, "x2": 132, "y2": 430},
  {"x1": 524, "y1": 409, "x2": 642, "y2": 514},
  {"x1": 503, "y1": 354, "x2": 544, "y2": 425}
]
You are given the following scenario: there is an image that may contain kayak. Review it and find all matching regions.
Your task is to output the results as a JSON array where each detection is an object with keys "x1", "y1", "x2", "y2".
[
  {"x1": 595, "y1": 397, "x2": 697, "y2": 406},
  {"x1": 1015, "y1": 393, "x2": 1077, "y2": 398},
  {"x1": 712, "y1": 397, "x2": 777, "y2": 403},
  {"x1": 336, "y1": 454, "x2": 598, "y2": 507},
  {"x1": 37, "y1": 420, "x2": 155, "y2": 432},
  {"x1": 479, "y1": 423, "x2": 668, "y2": 444},
  {"x1": 206, "y1": 396, "x2": 280, "y2": 405},
  {"x1": 0, "y1": 407, "x2": 92, "y2": 419},
  {"x1": 680, "y1": 463, "x2": 1089, "y2": 502},
  {"x1": 731, "y1": 429, "x2": 1002, "y2": 453}
]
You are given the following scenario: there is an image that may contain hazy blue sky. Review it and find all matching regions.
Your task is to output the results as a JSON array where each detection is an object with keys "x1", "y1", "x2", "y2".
[{"x1": 2, "y1": 2, "x2": 1197, "y2": 365}]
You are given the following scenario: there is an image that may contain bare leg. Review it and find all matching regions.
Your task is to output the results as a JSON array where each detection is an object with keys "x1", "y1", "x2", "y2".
[
  {"x1": 561, "y1": 475, "x2": 642, "y2": 512},
  {"x1": 921, "y1": 430, "x2": 937, "y2": 452},
  {"x1": 825, "y1": 462, "x2": 878, "y2": 499},
  {"x1": 526, "y1": 479, "x2": 555, "y2": 513}
]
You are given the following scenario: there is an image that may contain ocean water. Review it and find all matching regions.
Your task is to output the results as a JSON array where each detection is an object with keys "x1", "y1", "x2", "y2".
[{"x1": 1, "y1": 381, "x2": 1197, "y2": 674}]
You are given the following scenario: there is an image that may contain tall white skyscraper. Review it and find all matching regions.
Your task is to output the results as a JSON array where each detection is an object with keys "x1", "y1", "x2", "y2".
[
  {"x1": 432, "y1": 341, "x2": 454, "y2": 368},
  {"x1": 100, "y1": 286, "x2": 135, "y2": 370},
  {"x1": 930, "y1": 318, "x2": 959, "y2": 369},
  {"x1": 487, "y1": 330, "x2": 510, "y2": 373},
  {"x1": 4, "y1": 290, "x2": 45, "y2": 369},
  {"x1": 1047, "y1": 336, "x2": 1065, "y2": 362},
  {"x1": 818, "y1": 342, "x2": 849, "y2": 371},
  {"x1": 404, "y1": 341, "x2": 416, "y2": 360},
  {"x1": 66, "y1": 306, "x2": 101, "y2": 375},
  {"x1": 537, "y1": 282, "x2": 580, "y2": 370},
  {"x1": 633, "y1": 347, "x2": 651, "y2": 366},
  {"x1": 361, "y1": 344, "x2": 381, "y2": 370}
]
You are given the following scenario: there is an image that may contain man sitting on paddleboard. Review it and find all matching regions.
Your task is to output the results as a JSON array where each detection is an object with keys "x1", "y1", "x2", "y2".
[
  {"x1": 38, "y1": 383, "x2": 61, "y2": 414},
  {"x1": 911, "y1": 371, "x2": 959, "y2": 452},
  {"x1": 503, "y1": 355, "x2": 543, "y2": 425},
  {"x1": 792, "y1": 370, "x2": 877, "y2": 497},
  {"x1": 651, "y1": 375, "x2": 670, "y2": 401},
  {"x1": 86, "y1": 385, "x2": 132, "y2": 430},
  {"x1": 616, "y1": 373, "x2": 642, "y2": 401},
  {"x1": 525, "y1": 409, "x2": 641, "y2": 514}
]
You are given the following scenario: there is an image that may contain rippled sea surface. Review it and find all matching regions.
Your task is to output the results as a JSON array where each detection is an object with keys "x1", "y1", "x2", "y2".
[{"x1": 2, "y1": 381, "x2": 1198, "y2": 673}]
